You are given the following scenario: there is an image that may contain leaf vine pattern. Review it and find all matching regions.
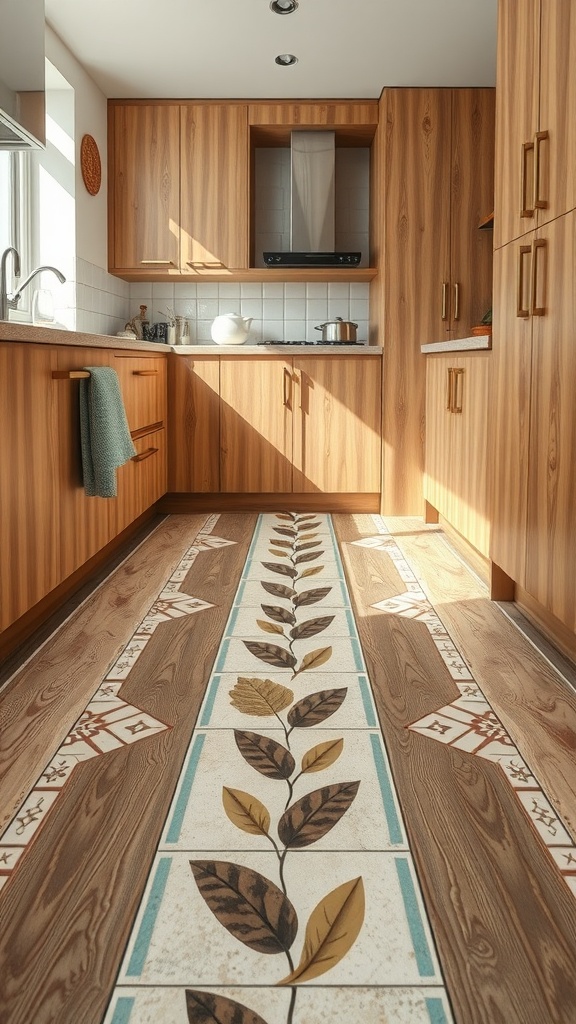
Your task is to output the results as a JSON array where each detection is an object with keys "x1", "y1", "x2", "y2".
[{"x1": 190, "y1": 514, "x2": 365, "y2": 1024}]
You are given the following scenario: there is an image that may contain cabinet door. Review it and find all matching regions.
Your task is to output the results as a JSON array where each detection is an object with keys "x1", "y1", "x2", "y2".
[
  {"x1": 220, "y1": 358, "x2": 293, "y2": 492},
  {"x1": 0, "y1": 344, "x2": 59, "y2": 631},
  {"x1": 538, "y1": 1, "x2": 576, "y2": 226},
  {"x1": 248, "y1": 102, "x2": 378, "y2": 128},
  {"x1": 525, "y1": 213, "x2": 576, "y2": 627},
  {"x1": 450, "y1": 89, "x2": 495, "y2": 337},
  {"x1": 114, "y1": 428, "x2": 167, "y2": 535},
  {"x1": 424, "y1": 355, "x2": 454, "y2": 519},
  {"x1": 493, "y1": 0, "x2": 540, "y2": 248},
  {"x1": 180, "y1": 104, "x2": 249, "y2": 271},
  {"x1": 109, "y1": 104, "x2": 180, "y2": 272},
  {"x1": 292, "y1": 356, "x2": 381, "y2": 493},
  {"x1": 488, "y1": 240, "x2": 534, "y2": 583},
  {"x1": 449, "y1": 353, "x2": 490, "y2": 557},
  {"x1": 168, "y1": 355, "x2": 220, "y2": 492},
  {"x1": 114, "y1": 354, "x2": 167, "y2": 434}
]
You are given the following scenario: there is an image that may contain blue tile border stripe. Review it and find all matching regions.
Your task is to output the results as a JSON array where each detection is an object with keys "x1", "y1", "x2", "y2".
[
  {"x1": 370, "y1": 733, "x2": 405, "y2": 844},
  {"x1": 198, "y1": 675, "x2": 221, "y2": 727},
  {"x1": 165, "y1": 734, "x2": 206, "y2": 843},
  {"x1": 126, "y1": 858, "x2": 172, "y2": 977},
  {"x1": 395, "y1": 857, "x2": 436, "y2": 978},
  {"x1": 359, "y1": 675, "x2": 377, "y2": 727},
  {"x1": 426, "y1": 996, "x2": 451, "y2": 1024},
  {"x1": 109, "y1": 997, "x2": 134, "y2": 1024}
]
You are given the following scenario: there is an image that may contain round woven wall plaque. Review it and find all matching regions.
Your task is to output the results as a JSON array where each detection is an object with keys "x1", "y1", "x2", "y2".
[{"x1": 80, "y1": 134, "x2": 101, "y2": 196}]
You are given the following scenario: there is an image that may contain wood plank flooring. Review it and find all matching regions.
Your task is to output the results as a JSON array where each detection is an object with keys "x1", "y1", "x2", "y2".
[{"x1": 1, "y1": 512, "x2": 576, "y2": 1024}]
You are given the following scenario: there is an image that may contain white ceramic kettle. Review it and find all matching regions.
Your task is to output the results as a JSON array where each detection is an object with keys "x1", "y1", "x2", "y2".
[{"x1": 211, "y1": 313, "x2": 253, "y2": 345}]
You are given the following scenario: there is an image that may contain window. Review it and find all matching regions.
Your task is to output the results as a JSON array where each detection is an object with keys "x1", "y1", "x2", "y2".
[{"x1": 0, "y1": 150, "x2": 33, "y2": 317}]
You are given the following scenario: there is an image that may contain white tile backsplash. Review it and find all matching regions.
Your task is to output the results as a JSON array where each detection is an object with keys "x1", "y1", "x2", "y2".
[{"x1": 75, "y1": 258, "x2": 131, "y2": 336}]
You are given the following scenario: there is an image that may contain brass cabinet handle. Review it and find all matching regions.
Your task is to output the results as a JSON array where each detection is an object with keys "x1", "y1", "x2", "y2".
[
  {"x1": 453, "y1": 282, "x2": 460, "y2": 321},
  {"x1": 441, "y1": 282, "x2": 448, "y2": 321},
  {"x1": 446, "y1": 367, "x2": 454, "y2": 411},
  {"x1": 520, "y1": 141, "x2": 535, "y2": 218},
  {"x1": 452, "y1": 368, "x2": 464, "y2": 414},
  {"x1": 517, "y1": 244, "x2": 532, "y2": 318},
  {"x1": 133, "y1": 369, "x2": 159, "y2": 376},
  {"x1": 533, "y1": 130, "x2": 549, "y2": 210},
  {"x1": 131, "y1": 446, "x2": 158, "y2": 462},
  {"x1": 531, "y1": 238, "x2": 547, "y2": 316},
  {"x1": 139, "y1": 260, "x2": 174, "y2": 265},
  {"x1": 283, "y1": 365, "x2": 292, "y2": 407}
]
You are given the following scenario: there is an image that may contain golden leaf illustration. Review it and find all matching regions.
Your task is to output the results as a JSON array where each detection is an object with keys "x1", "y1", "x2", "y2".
[
  {"x1": 298, "y1": 531, "x2": 319, "y2": 540},
  {"x1": 186, "y1": 989, "x2": 271, "y2": 1024},
  {"x1": 269, "y1": 548, "x2": 288, "y2": 558},
  {"x1": 301, "y1": 738, "x2": 344, "y2": 773},
  {"x1": 222, "y1": 787, "x2": 271, "y2": 836},
  {"x1": 299, "y1": 565, "x2": 324, "y2": 578},
  {"x1": 269, "y1": 538, "x2": 293, "y2": 548},
  {"x1": 257, "y1": 619, "x2": 285, "y2": 636},
  {"x1": 295, "y1": 646, "x2": 333, "y2": 674},
  {"x1": 277, "y1": 877, "x2": 365, "y2": 985},
  {"x1": 229, "y1": 677, "x2": 294, "y2": 716}
]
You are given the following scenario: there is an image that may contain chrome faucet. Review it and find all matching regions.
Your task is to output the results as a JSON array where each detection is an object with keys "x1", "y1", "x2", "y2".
[{"x1": 0, "y1": 246, "x2": 66, "y2": 321}]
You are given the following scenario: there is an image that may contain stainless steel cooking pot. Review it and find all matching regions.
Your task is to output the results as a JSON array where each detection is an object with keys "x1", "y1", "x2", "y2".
[{"x1": 315, "y1": 316, "x2": 358, "y2": 343}]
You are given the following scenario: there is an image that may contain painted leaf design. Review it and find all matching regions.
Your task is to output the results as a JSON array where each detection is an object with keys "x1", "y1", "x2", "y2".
[
  {"x1": 277, "y1": 781, "x2": 360, "y2": 848},
  {"x1": 294, "y1": 587, "x2": 332, "y2": 608},
  {"x1": 222, "y1": 787, "x2": 271, "y2": 836},
  {"x1": 299, "y1": 565, "x2": 324, "y2": 578},
  {"x1": 244, "y1": 641, "x2": 297, "y2": 670},
  {"x1": 296, "y1": 514, "x2": 319, "y2": 524},
  {"x1": 235, "y1": 730, "x2": 296, "y2": 780},
  {"x1": 230, "y1": 677, "x2": 294, "y2": 717},
  {"x1": 269, "y1": 548, "x2": 288, "y2": 558},
  {"x1": 287, "y1": 688, "x2": 348, "y2": 728},
  {"x1": 290, "y1": 615, "x2": 334, "y2": 641},
  {"x1": 298, "y1": 531, "x2": 319, "y2": 540},
  {"x1": 269, "y1": 539, "x2": 293, "y2": 548},
  {"x1": 301, "y1": 738, "x2": 344, "y2": 774},
  {"x1": 257, "y1": 619, "x2": 285, "y2": 636},
  {"x1": 261, "y1": 581, "x2": 296, "y2": 600},
  {"x1": 186, "y1": 989, "x2": 271, "y2": 1024},
  {"x1": 277, "y1": 877, "x2": 365, "y2": 985},
  {"x1": 295, "y1": 646, "x2": 333, "y2": 674},
  {"x1": 296, "y1": 542, "x2": 323, "y2": 554},
  {"x1": 295, "y1": 550, "x2": 324, "y2": 565},
  {"x1": 275, "y1": 513, "x2": 294, "y2": 521},
  {"x1": 273, "y1": 527, "x2": 297, "y2": 538},
  {"x1": 261, "y1": 561, "x2": 297, "y2": 579},
  {"x1": 189, "y1": 860, "x2": 298, "y2": 954},
  {"x1": 261, "y1": 604, "x2": 296, "y2": 626}
]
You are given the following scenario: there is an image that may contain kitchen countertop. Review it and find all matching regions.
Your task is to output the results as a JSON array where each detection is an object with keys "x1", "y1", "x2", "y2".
[
  {"x1": 421, "y1": 335, "x2": 492, "y2": 354},
  {"x1": 171, "y1": 344, "x2": 380, "y2": 355}
]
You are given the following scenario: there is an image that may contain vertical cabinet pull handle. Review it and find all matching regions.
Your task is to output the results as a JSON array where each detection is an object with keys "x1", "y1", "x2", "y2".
[
  {"x1": 520, "y1": 141, "x2": 535, "y2": 218},
  {"x1": 531, "y1": 238, "x2": 547, "y2": 316},
  {"x1": 446, "y1": 367, "x2": 454, "y2": 411},
  {"x1": 283, "y1": 366, "x2": 292, "y2": 408},
  {"x1": 453, "y1": 282, "x2": 460, "y2": 321},
  {"x1": 533, "y1": 130, "x2": 549, "y2": 210},
  {"x1": 516, "y1": 244, "x2": 532, "y2": 318},
  {"x1": 452, "y1": 368, "x2": 464, "y2": 414},
  {"x1": 441, "y1": 282, "x2": 448, "y2": 321}
]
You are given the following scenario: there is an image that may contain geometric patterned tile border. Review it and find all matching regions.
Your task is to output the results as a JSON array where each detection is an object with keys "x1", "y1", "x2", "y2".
[
  {"x1": 0, "y1": 514, "x2": 232, "y2": 893},
  {"x1": 361, "y1": 514, "x2": 576, "y2": 899}
]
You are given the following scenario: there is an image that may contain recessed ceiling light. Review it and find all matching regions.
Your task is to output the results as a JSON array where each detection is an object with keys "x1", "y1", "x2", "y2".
[
  {"x1": 270, "y1": 0, "x2": 299, "y2": 13},
  {"x1": 275, "y1": 53, "x2": 298, "y2": 66}
]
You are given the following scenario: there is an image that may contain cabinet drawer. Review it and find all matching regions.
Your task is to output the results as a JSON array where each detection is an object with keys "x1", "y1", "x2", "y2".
[
  {"x1": 114, "y1": 355, "x2": 167, "y2": 433},
  {"x1": 115, "y1": 427, "x2": 167, "y2": 533}
]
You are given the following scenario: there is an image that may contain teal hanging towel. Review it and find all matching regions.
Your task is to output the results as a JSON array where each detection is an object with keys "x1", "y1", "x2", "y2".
[{"x1": 79, "y1": 366, "x2": 136, "y2": 497}]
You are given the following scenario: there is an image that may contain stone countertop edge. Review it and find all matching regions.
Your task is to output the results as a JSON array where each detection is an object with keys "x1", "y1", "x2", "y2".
[{"x1": 421, "y1": 335, "x2": 492, "y2": 354}]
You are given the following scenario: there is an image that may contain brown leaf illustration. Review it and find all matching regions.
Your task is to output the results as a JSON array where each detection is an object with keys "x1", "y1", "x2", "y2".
[
  {"x1": 295, "y1": 550, "x2": 324, "y2": 565},
  {"x1": 277, "y1": 781, "x2": 360, "y2": 848},
  {"x1": 257, "y1": 619, "x2": 285, "y2": 636},
  {"x1": 229, "y1": 678, "x2": 294, "y2": 717},
  {"x1": 244, "y1": 641, "x2": 297, "y2": 670},
  {"x1": 277, "y1": 877, "x2": 365, "y2": 985},
  {"x1": 294, "y1": 586, "x2": 333, "y2": 608},
  {"x1": 235, "y1": 730, "x2": 296, "y2": 780},
  {"x1": 275, "y1": 513, "x2": 295, "y2": 521},
  {"x1": 269, "y1": 548, "x2": 288, "y2": 558},
  {"x1": 273, "y1": 527, "x2": 297, "y2": 538},
  {"x1": 189, "y1": 860, "x2": 298, "y2": 954},
  {"x1": 298, "y1": 531, "x2": 319, "y2": 540},
  {"x1": 261, "y1": 561, "x2": 297, "y2": 579},
  {"x1": 295, "y1": 646, "x2": 333, "y2": 674},
  {"x1": 287, "y1": 688, "x2": 348, "y2": 728},
  {"x1": 222, "y1": 787, "x2": 271, "y2": 836},
  {"x1": 186, "y1": 989, "x2": 271, "y2": 1024},
  {"x1": 301, "y1": 738, "x2": 344, "y2": 773},
  {"x1": 299, "y1": 565, "x2": 324, "y2": 578},
  {"x1": 261, "y1": 581, "x2": 296, "y2": 600},
  {"x1": 296, "y1": 514, "x2": 319, "y2": 524},
  {"x1": 295, "y1": 540, "x2": 323, "y2": 552},
  {"x1": 290, "y1": 615, "x2": 335, "y2": 641},
  {"x1": 270, "y1": 539, "x2": 293, "y2": 548},
  {"x1": 261, "y1": 604, "x2": 296, "y2": 626}
]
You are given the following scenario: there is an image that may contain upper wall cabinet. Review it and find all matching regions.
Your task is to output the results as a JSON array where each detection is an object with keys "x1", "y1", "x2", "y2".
[
  {"x1": 494, "y1": 0, "x2": 576, "y2": 249},
  {"x1": 249, "y1": 102, "x2": 378, "y2": 146}
]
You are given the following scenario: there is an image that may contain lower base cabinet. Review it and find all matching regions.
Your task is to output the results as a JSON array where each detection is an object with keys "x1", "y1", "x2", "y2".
[{"x1": 424, "y1": 351, "x2": 490, "y2": 557}]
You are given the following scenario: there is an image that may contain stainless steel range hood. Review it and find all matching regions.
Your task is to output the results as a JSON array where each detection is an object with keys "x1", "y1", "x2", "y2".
[
  {"x1": 0, "y1": 0, "x2": 46, "y2": 150},
  {"x1": 290, "y1": 130, "x2": 335, "y2": 252}
]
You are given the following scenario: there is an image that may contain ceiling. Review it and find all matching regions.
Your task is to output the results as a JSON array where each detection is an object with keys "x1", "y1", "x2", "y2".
[{"x1": 44, "y1": 0, "x2": 498, "y2": 100}]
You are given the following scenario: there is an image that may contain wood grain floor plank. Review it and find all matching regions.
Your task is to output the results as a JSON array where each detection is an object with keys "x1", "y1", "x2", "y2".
[
  {"x1": 0, "y1": 513, "x2": 255, "y2": 1024},
  {"x1": 334, "y1": 514, "x2": 576, "y2": 1024}
]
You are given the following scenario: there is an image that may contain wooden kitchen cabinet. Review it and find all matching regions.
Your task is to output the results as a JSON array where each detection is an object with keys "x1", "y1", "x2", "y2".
[
  {"x1": 424, "y1": 352, "x2": 490, "y2": 558},
  {"x1": 494, "y1": 0, "x2": 576, "y2": 249},
  {"x1": 108, "y1": 104, "x2": 181, "y2": 273},
  {"x1": 168, "y1": 355, "x2": 220, "y2": 492},
  {"x1": 113, "y1": 353, "x2": 167, "y2": 434},
  {"x1": 114, "y1": 428, "x2": 167, "y2": 535}
]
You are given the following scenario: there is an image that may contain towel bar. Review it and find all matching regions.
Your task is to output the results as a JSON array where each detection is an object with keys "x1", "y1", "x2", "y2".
[{"x1": 52, "y1": 370, "x2": 91, "y2": 379}]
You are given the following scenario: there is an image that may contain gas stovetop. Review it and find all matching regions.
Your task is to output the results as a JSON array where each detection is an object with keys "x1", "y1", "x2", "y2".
[{"x1": 258, "y1": 340, "x2": 362, "y2": 346}]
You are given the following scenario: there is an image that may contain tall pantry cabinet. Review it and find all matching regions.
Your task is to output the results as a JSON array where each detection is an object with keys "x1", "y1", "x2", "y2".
[{"x1": 490, "y1": 0, "x2": 576, "y2": 641}]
